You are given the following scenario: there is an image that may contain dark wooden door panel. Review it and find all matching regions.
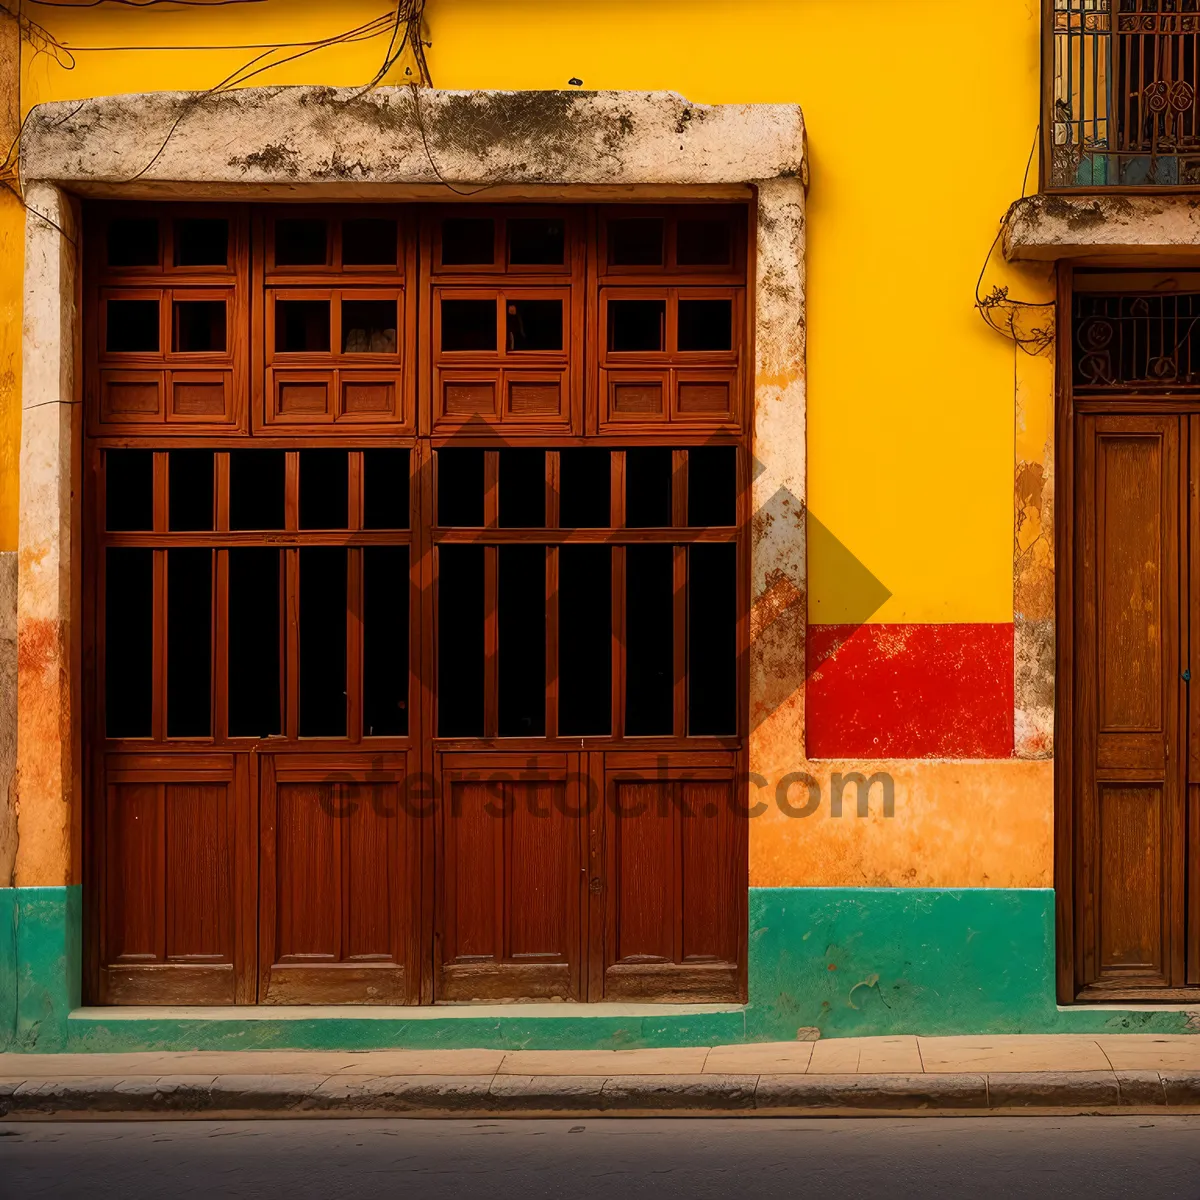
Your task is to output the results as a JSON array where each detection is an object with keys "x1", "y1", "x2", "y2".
[
  {"x1": 99, "y1": 753, "x2": 254, "y2": 1004},
  {"x1": 1097, "y1": 783, "x2": 1167, "y2": 978},
  {"x1": 599, "y1": 755, "x2": 745, "y2": 1002},
  {"x1": 259, "y1": 753, "x2": 417, "y2": 1004},
  {"x1": 1075, "y1": 413, "x2": 1185, "y2": 996},
  {"x1": 435, "y1": 754, "x2": 585, "y2": 1001}
]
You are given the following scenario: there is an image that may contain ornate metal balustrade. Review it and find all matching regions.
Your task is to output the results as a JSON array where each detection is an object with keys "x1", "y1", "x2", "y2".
[{"x1": 1050, "y1": 0, "x2": 1200, "y2": 187}]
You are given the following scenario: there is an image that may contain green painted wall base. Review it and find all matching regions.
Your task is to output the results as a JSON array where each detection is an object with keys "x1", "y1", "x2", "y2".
[
  {"x1": 3, "y1": 886, "x2": 1198, "y2": 1053},
  {"x1": 0, "y1": 886, "x2": 81, "y2": 1052},
  {"x1": 747, "y1": 887, "x2": 1196, "y2": 1038}
]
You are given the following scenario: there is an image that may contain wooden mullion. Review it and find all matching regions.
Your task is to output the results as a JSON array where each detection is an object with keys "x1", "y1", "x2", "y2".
[
  {"x1": 612, "y1": 545, "x2": 626, "y2": 739},
  {"x1": 214, "y1": 548, "x2": 229, "y2": 741},
  {"x1": 285, "y1": 547, "x2": 299, "y2": 741},
  {"x1": 672, "y1": 449, "x2": 688, "y2": 528},
  {"x1": 347, "y1": 546, "x2": 363, "y2": 743},
  {"x1": 152, "y1": 548, "x2": 166, "y2": 742},
  {"x1": 285, "y1": 450, "x2": 299, "y2": 533},
  {"x1": 154, "y1": 450, "x2": 169, "y2": 533},
  {"x1": 611, "y1": 450, "x2": 626, "y2": 530},
  {"x1": 349, "y1": 450, "x2": 364, "y2": 531},
  {"x1": 484, "y1": 544, "x2": 498, "y2": 740},
  {"x1": 546, "y1": 545, "x2": 559, "y2": 741},
  {"x1": 546, "y1": 450, "x2": 560, "y2": 530},
  {"x1": 484, "y1": 449, "x2": 499, "y2": 529},
  {"x1": 215, "y1": 451, "x2": 230, "y2": 532},
  {"x1": 673, "y1": 543, "x2": 687, "y2": 739}
]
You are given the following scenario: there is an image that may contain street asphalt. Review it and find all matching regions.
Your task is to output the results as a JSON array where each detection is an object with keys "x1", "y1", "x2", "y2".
[{"x1": 4, "y1": 1115, "x2": 1200, "y2": 1199}]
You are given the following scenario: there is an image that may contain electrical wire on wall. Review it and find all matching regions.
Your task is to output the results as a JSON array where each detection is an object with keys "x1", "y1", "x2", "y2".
[
  {"x1": 0, "y1": 0, "x2": 433, "y2": 222},
  {"x1": 975, "y1": 125, "x2": 1054, "y2": 357}
]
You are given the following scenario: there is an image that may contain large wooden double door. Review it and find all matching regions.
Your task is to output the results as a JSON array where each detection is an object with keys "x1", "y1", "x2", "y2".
[
  {"x1": 94, "y1": 748, "x2": 743, "y2": 1005},
  {"x1": 84, "y1": 200, "x2": 749, "y2": 1006},
  {"x1": 1065, "y1": 274, "x2": 1200, "y2": 1000}
]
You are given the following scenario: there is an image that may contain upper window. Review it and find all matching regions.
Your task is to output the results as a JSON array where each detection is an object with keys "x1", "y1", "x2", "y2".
[{"x1": 1050, "y1": 0, "x2": 1200, "y2": 187}]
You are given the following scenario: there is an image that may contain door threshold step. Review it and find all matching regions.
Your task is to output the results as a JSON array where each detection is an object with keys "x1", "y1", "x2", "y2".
[{"x1": 70, "y1": 1003, "x2": 746, "y2": 1022}]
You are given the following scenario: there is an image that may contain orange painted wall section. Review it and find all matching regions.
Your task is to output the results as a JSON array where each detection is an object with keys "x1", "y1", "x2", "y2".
[{"x1": 748, "y1": 759, "x2": 1054, "y2": 890}]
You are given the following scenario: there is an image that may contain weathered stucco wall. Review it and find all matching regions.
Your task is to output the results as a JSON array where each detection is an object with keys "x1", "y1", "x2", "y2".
[
  {"x1": 9, "y1": 0, "x2": 1057, "y2": 900},
  {"x1": 15, "y1": 184, "x2": 79, "y2": 889},
  {"x1": 18, "y1": 86, "x2": 809, "y2": 893}
]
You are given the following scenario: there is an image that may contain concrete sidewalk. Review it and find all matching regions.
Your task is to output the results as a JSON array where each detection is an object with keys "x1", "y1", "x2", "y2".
[{"x1": 7, "y1": 1034, "x2": 1200, "y2": 1118}]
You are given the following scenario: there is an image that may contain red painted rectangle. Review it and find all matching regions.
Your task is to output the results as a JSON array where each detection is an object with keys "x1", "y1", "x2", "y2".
[{"x1": 806, "y1": 623, "x2": 1014, "y2": 759}]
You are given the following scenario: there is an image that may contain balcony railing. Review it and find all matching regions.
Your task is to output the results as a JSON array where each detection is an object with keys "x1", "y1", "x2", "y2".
[{"x1": 1050, "y1": 0, "x2": 1200, "y2": 187}]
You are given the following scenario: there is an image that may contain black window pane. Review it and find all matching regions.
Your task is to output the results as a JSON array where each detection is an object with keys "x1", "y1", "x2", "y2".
[
  {"x1": 689, "y1": 543, "x2": 737, "y2": 735},
  {"x1": 173, "y1": 300, "x2": 226, "y2": 352},
  {"x1": 298, "y1": 546, "x2": 347, "y2": 737},
  {"x1": 676, "y1": 217, "x2": 732, "y2": 266},
  {"x1": 442, "y1": 299, "x2": 496, "y2": 351},
  {"x1": 625, "y1": 544, "x2": 674, "y2": 736},
  {"x1": 342, "y1": 299, "x2": 397, "y2": 353},
  {"x1": 107, "y1": 218, "x2": 158, "y2": 268},
  {"x1": 299, "y1": 449, "x2": 349, "y2": 530},
  {"x1": 508, "y1": 218, "x2": 565, "y2": 265},
  {"x1": 499, "y1": 448, "x2": 545, "y2": 528},
  {"x1": 625, "y1": 447, "x2": 672, "y2": 528},
  {"x1": 275, "y1": 219, "x2": 327, "y2": 266},
  {"x1": 107, "y1": 300, "x2": 159, "y2": 353},
  {"x1": 168, "y1": 449, "x2": 214, "y2": 531},
  {"x1": 609, "y1": 299, "x2": 664, "y2": 352},
  {"x1": 498, "y1": 544, "x2": 545, "y2": 737},
  {"x1": 175, "y1": 218, "x2": 228, "y2": 267},
  {"x1": 609, "y1": 218, "x2": 663, "y2": 266},
  {"x1": 559, "y1": 449, "x2": 610, "y2": 529},
  {"x1": 105, "y1": 449, "x2": 153, "y2": 532},
  {"x1": 687, "y1": 446, "x2": 737, "y2": 527},
  {"x1": 228, "y1": 548, "x2": 281, "y2": 738},
  {"x1": 363, "y1": 448, "x2": 410, "y2": 529},
  {"x1": 438, "y1": 545, "x2": 485, "y2": 736},
  {"x1": 167, "y1": 548, "x2": 211, "y2": 738},
  {"x1": 442, "y1": 218, "x2": 495, "y2": 265},
  {"x1": 230, "y1": 450, "x2": 286, "y2": 531},
  {"x1": 275, "y1": 299, "x2": 330, "y2": 353},
  {"x1": 506, "y1": 299, "x2": 562, "y2": 351},
  {"x1": 364, "y1": 546, "x2": 409, "y2": 737},
  {"x1": 343, "y1": 218, "x2": 398, "y2": 266},
  {"x1": 559, "y1": 545, "x2": 611, "y2": 736},
  {"x1": 105, "y1": 547, "x2": 153, "y2": 738},
  {"x1": 438, "y1": 449, "x2": 485, "y2": 526},
  {"x1": 678, "y1": 299, "x2": 732, "y2": 351}
]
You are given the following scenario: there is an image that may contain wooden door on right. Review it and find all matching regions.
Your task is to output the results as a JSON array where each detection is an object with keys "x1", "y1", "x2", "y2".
[{"x1": 1072, "y1": 412, "x2": 1186, "y2": 997}]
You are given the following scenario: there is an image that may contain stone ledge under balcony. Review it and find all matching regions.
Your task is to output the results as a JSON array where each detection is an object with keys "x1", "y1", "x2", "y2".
[{"x1": 1004, "y1": 193, "x2": 1200, "y2": 261}]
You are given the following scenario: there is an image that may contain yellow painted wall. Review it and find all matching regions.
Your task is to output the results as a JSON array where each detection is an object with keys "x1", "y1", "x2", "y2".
[
  {"x1": 9, "y1": 2, "x2": 1057, "y2": 889},
  {"x1": 13, "y1": 0, "x2": 1051, "y2": 624}
]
